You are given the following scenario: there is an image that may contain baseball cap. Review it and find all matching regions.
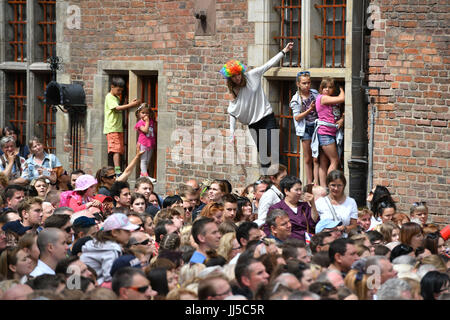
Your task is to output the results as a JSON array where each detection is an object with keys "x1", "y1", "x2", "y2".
[
  {"x1": 102, "y1": 213, "x2": 139, "y2": 232},
  {"x1": 93, "y1": 194, "x2": 113, "y2": 203},
  {"x1": 315, "y1": 219, "x2": 342, "y2": 234},
  {"x1": 2, "y1": 220, "x2": 32, "y2": 236},
  {"x1": 110, "y1": 255, "x2": 142, "y2": 277},
  {"x1": 73, "y1": 216, "x2": 97, "y2": 229}
]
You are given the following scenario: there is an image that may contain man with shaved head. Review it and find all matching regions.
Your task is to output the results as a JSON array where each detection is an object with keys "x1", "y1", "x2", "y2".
[{"x1": 30, "y1": 227, "x2": 69, "y2": 278}]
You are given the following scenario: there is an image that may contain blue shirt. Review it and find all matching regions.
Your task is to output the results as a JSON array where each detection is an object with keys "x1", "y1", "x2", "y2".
[
  {"x1": 189, "y1": 251, "x2": 206, "y2": 264},
  {"x1": 25, "y1": 152, "x2": 62, "y2": 180}
]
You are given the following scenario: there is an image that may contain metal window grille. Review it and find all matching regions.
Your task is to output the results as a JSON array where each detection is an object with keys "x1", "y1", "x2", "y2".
[
  {"x1": 8, "y1": 0, "x2": 27, "y2": 62},
  {"x1": 37, "y1": 74, "x2": 56, "y2": 152},
  {"x1": 7, "y1": 73, "x2": 27, "y2": 145},
  {"x1": 37, "y1": 0, "x2": 56, "y2": 62},
  {"x1": 314, "y1": 0, "x2": 346, "y2": 68},
  {"x1": 274, "y1": 0, "x2": 302, "y2": 67},
  {"x1": 275, "y1": 81, "x2": 301, "y2": 176},
  {"x1": 140, "y1": 76, "x2": 158, "y2": 178}
]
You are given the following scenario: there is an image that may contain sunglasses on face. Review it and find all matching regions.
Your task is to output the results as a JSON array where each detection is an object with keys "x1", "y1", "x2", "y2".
[
  {"x1": 105, "y1": 174, "x2": 116, "y2": 179},
  {"x1": 135, "y1": 239, "x2": 151, "y2": 246},
  {"x1": 127, "y1": 285, "x2": 150, "y2": 293},
  {"x1": 64, "y1": 226, "x2": 73, "y2": 233}
]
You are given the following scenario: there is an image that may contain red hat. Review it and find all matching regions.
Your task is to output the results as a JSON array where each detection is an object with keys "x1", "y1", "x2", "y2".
[{"x1": 93, "y1": 194, "x2": 113, "y2": 203}]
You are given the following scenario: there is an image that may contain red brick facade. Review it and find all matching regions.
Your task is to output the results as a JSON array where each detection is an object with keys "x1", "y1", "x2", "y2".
[
  {"x1": 367, "y1": 0, "x2": 449, "y2": 225},
  {"x1": 60, "y1": 0, "x2": 448, "y2": 225},
  {"x1": 62, "y1": 0, "x2": 254, "y2": 188}
]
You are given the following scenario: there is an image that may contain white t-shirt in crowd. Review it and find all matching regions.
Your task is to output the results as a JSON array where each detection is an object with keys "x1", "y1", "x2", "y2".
[{"x1": 315, "y1": 196, "x2": 358, "y2": 226}]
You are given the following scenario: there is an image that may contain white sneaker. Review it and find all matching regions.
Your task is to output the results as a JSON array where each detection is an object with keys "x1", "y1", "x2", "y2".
[{"x1": 149, "y1": 177, "x2": 157, "y2": 183}]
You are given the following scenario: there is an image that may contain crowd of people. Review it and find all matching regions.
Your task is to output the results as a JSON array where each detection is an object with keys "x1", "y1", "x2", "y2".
[
  {"x1": 0, "y1": 153, "x2": 448, "y2": 300},
  {"x1": 0, "y1": 44, "x2": 448, "y2": 301}
]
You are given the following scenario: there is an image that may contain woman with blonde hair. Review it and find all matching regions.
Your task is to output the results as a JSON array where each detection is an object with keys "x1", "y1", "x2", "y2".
[
  {"x1": 217, "y1": 232, "x2": 241, "y2": 263},
  {"x1": 31, "y1": 177, "x2": 50, "y2": 199},
  {"x1": 179, "y1": 225, "x2": 195, "y2": 248},
  {"x1": 166, "y1": 287, "x2": 198, "y2": 300},
  {"x1": 344, "y1": 259, "x2": 372, "y2": 300},
  {"x1": 409, "y1": 201, "x2": 429, "y2": 226},
  {"x1": 178, "y1": 263, "x2": 206, "y2": 287},
  {"x1": 418, "y1": 254, "x2": 447, "y2": 273}
]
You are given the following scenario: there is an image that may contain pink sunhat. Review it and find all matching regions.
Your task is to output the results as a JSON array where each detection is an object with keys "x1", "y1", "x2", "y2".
[
  {"x1": 74, "y1": 174, "x2": 98, "y2": 191},
  {"x1": 102, "y1": 213, "x2": 139, "y2": 232}
]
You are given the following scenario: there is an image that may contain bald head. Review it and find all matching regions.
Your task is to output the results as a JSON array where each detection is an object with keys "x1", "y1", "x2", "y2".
[
  {"x1": 37, "y1": 227, "x2": 64, "y2": 253},
  {"x1": 186, "y1": 179, "x2": 199, "y2": 190},
  {"x1": 1, "y1": 284, "x2": 33, "y2": 300}
]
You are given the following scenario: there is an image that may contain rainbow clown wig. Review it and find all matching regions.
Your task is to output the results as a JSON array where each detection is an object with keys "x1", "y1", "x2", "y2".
[{"x1": 219, "y1": 60, "x2": 247, "y2": 78}]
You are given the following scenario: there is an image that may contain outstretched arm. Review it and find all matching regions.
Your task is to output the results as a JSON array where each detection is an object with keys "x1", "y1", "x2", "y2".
[
  {"x1": 252, "y1": 42, "x2": 294, "y2": 77},
  {"x1": 117, "y1": 149, "x2": 145, "y2": 182},
  {"x1": 115, "y1": 98, "x2": 141, "y2": 111}
]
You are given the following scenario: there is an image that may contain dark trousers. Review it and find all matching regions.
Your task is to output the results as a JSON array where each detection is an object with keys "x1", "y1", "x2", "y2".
[{"x1": 248, "y1": 113, "x2": 279, "y2": 171}]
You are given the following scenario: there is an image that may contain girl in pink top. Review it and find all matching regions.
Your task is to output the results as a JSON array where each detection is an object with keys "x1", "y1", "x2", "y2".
[
  {"x1": 134, "y1": 103, "x2": 156, "y2": 178},
  {"x1": 315, "y1": 77, "x2": 345, "y2": 187}
]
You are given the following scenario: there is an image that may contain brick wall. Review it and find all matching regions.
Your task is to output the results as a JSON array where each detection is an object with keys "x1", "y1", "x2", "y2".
[
  {"x1": 61, "y1": 0, "x2": 255, "y2": 191},
  {"x1": 368, "y1": 0, "x2": 449, "y2": 225}
]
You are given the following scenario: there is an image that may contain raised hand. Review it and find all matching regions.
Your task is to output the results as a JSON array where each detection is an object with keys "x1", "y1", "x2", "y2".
[
  {"x1": 132, "y1": 98, "x2": 141, "y2": 107},
  {"x1": 283, "y1": 42, "x2": 294, "y2": 53}
]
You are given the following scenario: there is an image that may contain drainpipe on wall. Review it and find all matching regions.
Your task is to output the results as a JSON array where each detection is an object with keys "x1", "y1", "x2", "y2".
[{"x1": 348, "y1": 0, "x2": 369, "y2": 207}]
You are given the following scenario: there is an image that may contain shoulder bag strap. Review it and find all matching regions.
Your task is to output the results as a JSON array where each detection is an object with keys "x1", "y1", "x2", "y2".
[{"x1": 325, "y1": 196, "x2": 339, "y2": 222}]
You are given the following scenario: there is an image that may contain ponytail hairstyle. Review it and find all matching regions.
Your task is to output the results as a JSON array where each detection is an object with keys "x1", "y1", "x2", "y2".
[{"x1": 95, "y1": 166, "x2": 115, "y2": 191}]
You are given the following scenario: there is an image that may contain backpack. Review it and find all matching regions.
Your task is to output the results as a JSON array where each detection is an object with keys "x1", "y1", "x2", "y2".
[{"x1": 59, "y1": 190, "x2": 77, "y2": 208}]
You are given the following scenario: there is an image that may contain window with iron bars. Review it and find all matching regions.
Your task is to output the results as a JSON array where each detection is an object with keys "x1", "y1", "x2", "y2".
[
  {"x1": 6, "y1": 0, "x2": 27, "y2": 62},
  {"x1": 37, "y1": 0, "x2": 56, "y2": 62},
  {"x1": 274, "y1": 0, "x2": 302, "y2": 67},
  {"x1": 274, "y1": 0, "x2": 346, "y2": 68},
  {"x1": 5, "y1": 73, "x2": 27, "y2": 145},
  {"x1": 315, "y1": 0, "x2": 346, "y2": 68},
  {"x1": 273, "y1": 0, "x2": 346, "y2": 177}
]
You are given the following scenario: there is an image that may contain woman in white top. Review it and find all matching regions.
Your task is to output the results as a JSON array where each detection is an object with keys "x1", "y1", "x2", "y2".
[
  {"x1": 220, "y1": 42, "x2": 294, "y2": 171},
  {"x1": 315, "y1": 170, "x2": 358, "y2": 234}
]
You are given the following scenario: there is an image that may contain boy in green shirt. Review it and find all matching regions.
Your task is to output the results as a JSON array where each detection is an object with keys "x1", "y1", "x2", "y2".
[{"x1": 103, "y1": 77, "x2": 140, "y2": 175}]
